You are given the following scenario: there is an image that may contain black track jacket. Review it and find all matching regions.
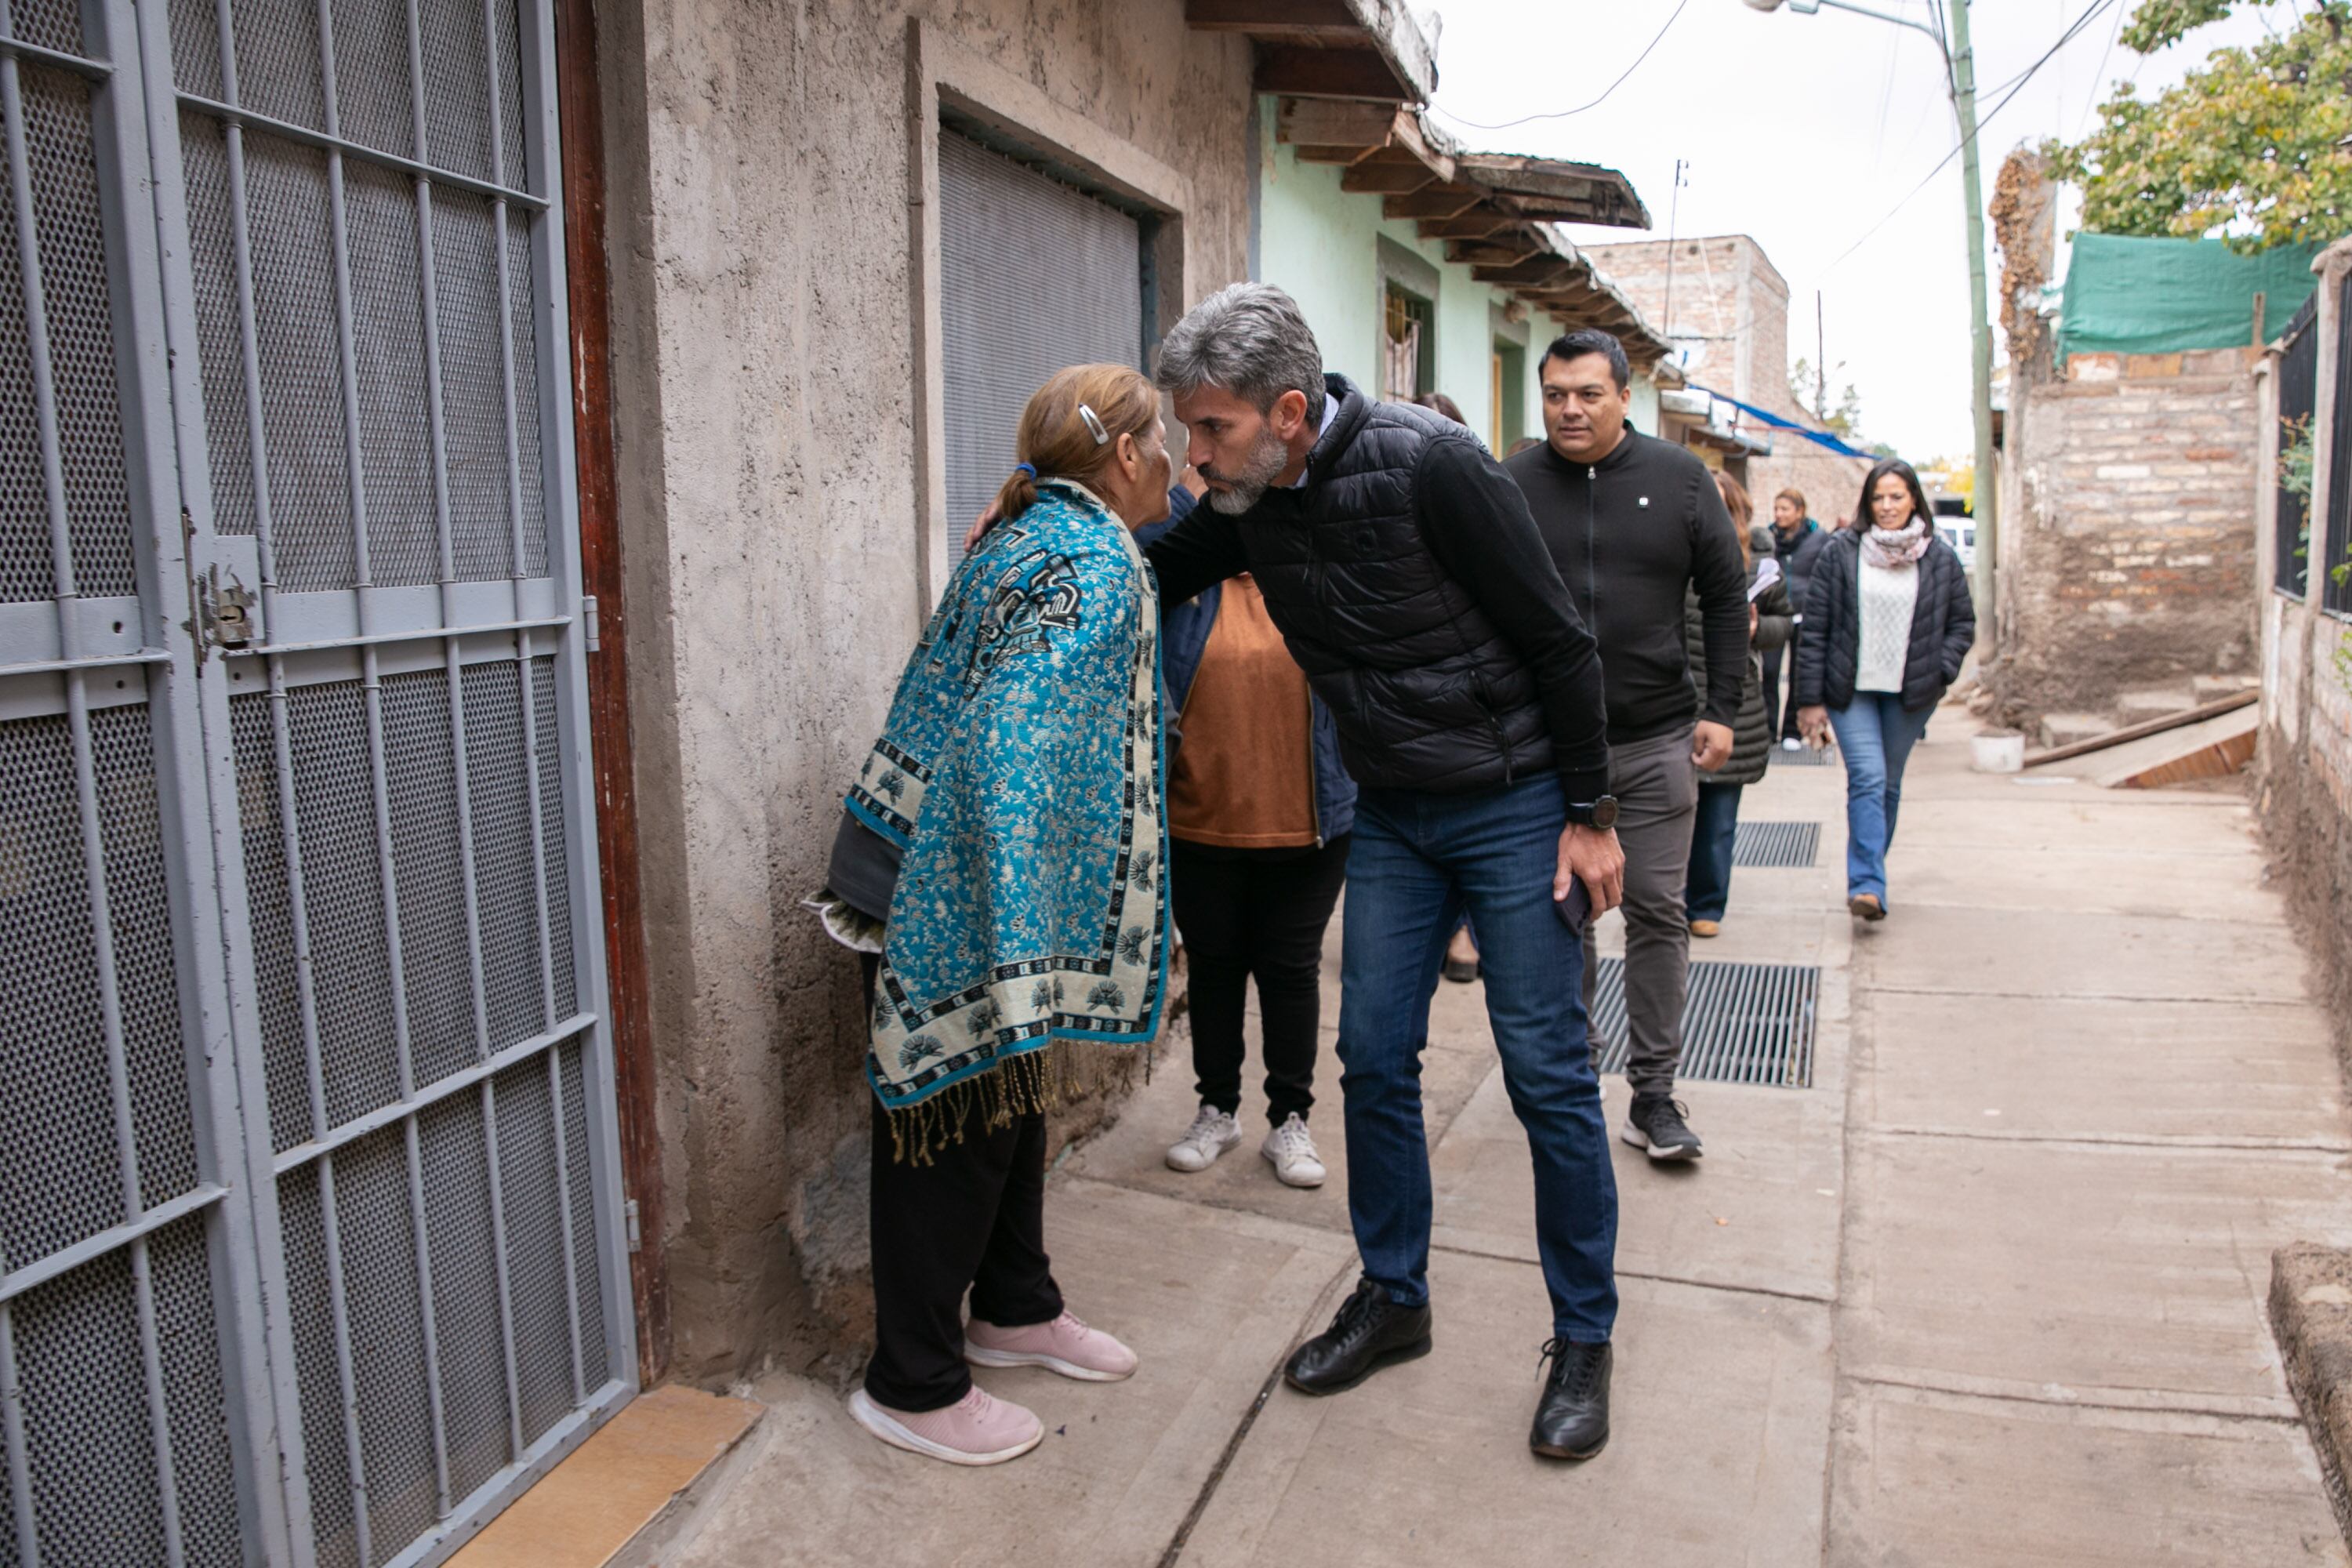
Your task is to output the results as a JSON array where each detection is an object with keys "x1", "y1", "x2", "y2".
[{"x1": 1504, "y1": 425, "x2": 1749, "y2": 746}]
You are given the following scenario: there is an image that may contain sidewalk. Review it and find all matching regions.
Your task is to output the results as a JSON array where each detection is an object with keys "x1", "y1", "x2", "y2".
[{"x1": 652, "y1": 716, "x2": 2352, "y2": 1566}]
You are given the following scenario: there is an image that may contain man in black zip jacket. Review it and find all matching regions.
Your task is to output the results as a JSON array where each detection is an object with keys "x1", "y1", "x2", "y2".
[
  {"x1": 1140, "y1": 285, "x2": 1628, "y2": 1461},
  {"x1": 1504, "y1": 330, "x2": 1748, "y2": 1164}
]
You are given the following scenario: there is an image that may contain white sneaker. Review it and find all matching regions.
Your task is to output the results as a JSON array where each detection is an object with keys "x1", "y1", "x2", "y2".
[
  {"x1": 1166, "y1": 1105, "x2": 1243, "y2": 1172},
  {"x1": 1780, "y1": 737, "x2": 1802, "y2": 752},
  {"x1": 1259, "y1": 1114, "x2": 1327, "y2": 1188}
]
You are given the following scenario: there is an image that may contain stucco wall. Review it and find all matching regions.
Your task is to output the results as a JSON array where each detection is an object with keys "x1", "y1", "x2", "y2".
[
  {"x1": 1255, "y1": 103, "x2": 1543, "y2": 450},
  {"x1": 595, "y1": 0, "x2": 1255, "y2": 1379},
  {"x1": 1998, "y1": 349, "x2": 2262, "y2": 718}
]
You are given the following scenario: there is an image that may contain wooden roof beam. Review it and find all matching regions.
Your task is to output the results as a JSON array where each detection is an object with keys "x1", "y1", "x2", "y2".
[
  {"x1": 1254, "y1": 45, "x2": 1410, "y2": 101},
  {"x1": 1340, "y1": 149, "x2": 1438, "y2": 194},
  {"x1": 1415, "y1": 212, "x2": 1515, "y2": 241},
  {"x1": 1381, "y1": 184, "x2": 1486, "y2": 220}
]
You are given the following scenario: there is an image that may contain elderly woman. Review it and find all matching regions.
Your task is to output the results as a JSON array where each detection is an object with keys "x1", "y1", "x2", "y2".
[
  {"x1": 811, "y1": 363, "x2": 1173, "y2": 1465},
  {"x1": 1794, "y1": 457, "x2": 1976, "y2": 921}
]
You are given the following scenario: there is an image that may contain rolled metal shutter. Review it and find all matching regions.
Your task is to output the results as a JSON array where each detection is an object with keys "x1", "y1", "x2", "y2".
[{"x1": 937, "y1": 132, "x2": 1142, "y2": 576}]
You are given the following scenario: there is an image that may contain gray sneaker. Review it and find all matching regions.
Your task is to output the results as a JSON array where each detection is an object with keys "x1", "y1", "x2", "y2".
[{"x1": 1166, "y1": 1105, "x2": 1243, "y2": 1172}]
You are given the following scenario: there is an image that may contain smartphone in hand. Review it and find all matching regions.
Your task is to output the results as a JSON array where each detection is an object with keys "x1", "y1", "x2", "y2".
[{"x1": 1555, "y1": 877, "x2": 1593, "y2": 935}]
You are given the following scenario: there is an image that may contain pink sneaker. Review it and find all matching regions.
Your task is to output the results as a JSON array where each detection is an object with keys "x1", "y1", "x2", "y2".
[
  {"x1": 965, "y1": 1309, "x2": 1138, "y2": 1381},
  {"x1": 847, "y1": 1385, "x2": 1043, "y2": 1466}
]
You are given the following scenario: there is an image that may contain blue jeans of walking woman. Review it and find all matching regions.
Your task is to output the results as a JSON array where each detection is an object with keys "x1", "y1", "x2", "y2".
[
  {"x1": 1828, "y1": 692, "x2": 1933, "y2": 903},
  {"x1": 1338, "y1": 775, "x2": 1618, "y2": 1343}
]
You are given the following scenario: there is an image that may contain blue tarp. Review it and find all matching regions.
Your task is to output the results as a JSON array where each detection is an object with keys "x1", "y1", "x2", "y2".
[{"x1": 1688, "y1": 385, "x2": 1871, "y2": 458}]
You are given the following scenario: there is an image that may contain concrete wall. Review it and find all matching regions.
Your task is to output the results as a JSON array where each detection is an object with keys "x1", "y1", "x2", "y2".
[
  {"x1": 1583, "y1": 234, "x2": 1867, "y2": 527},
  {"x1": 1997, "y1": 347, "x2": 2263, "y2": 720},
  {"x1": 593, "y1": 0, "x2": 1255, "y2": 1380},
  {"x1": 1256, "y1": 104, "x2": 1544, "y2": 450},
  {"x1": 2256, "y1": 239, "x2": 2352, "y2": 1064}
]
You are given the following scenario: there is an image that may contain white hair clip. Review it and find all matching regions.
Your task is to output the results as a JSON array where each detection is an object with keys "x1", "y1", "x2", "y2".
[{"x1": 1078, "y1": 404, "x2": 1111, "y2": 446}]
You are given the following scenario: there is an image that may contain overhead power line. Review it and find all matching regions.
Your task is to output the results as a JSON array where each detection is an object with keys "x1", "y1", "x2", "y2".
[
  {"x1": 1428, "y1": 1, "x2": 1692, "y2": 132},
  {"x1": 1823, "y1": 0, "x2": 2122, "y2": 274}
]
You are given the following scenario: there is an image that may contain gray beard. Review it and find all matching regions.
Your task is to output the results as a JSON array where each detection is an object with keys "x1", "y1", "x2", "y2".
[{"x1": 1202, "y1": 425, "x2": 1293, "y2": 515}]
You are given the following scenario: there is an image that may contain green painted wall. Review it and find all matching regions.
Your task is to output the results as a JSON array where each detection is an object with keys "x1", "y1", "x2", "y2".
[{"x1": 1255, "y1": 99, "x2": 1545, "y2": 453}]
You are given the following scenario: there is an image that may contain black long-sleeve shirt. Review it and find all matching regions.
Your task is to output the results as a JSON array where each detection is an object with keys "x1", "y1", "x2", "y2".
[
  {"x1": 1504, "y1": 426, "x2": 1749, "y2": 744},
  {"x1": 1147, "y1": 434, "x2": 1612, "y2": 804}
]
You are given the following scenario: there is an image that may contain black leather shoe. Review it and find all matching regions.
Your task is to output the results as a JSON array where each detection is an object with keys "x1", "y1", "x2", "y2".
[
  {"x1": 1283, "y1": 1276, "x2": 1432, "y2": 1396},
  {"x1": 1530, "y1": 1338, "x2": 1611, "y2": 1460}
]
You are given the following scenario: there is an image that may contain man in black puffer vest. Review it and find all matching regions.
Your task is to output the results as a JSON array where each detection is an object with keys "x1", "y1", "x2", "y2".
[
  {"x1": 1145, "y1": 285, "x2": 1625, "y2": 1461},
  {"x1": 1504, "y1": 330, "x2": 1749, "y2": 1168}
]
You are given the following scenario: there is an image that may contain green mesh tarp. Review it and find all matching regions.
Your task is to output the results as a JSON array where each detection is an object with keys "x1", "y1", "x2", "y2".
[{"x1": 2055, "y1": 234, "x2": 2322, "y2": 365}]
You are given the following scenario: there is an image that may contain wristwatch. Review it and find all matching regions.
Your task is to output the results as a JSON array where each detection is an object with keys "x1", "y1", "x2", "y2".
[{"x1": 1566, "y1": 795, "x2": 1619, "y2": 830}]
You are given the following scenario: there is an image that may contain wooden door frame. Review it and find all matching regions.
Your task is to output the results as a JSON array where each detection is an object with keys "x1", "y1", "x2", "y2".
[{"x1": 554, "y1": 0, "x2": 670, "y2": 1383}]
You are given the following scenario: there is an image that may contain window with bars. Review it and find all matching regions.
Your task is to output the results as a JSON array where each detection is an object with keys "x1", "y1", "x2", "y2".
[
  {"x1": 1383, "y1": 284, "x2": 1432, "y2": 402},
  {"x1": 2275, "y1": 291, "x2": 2317, "y2": 600}
]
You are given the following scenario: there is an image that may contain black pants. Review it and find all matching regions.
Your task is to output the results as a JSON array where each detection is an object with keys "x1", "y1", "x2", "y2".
[
  {"x1": 862, "y1": 958, "x2": 1062, "y2": 1414},
  {"x1": 1169, "y1": 834, "x2": 1350, "y2": 1127},
  {"x1": 1762, "y1": 642, "x2": 1789, "y2": 741}
]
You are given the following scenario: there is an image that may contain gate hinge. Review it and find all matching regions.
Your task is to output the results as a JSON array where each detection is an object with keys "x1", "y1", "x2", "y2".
[
  {"x1": 623, "y1": 1196, "x2": 641, "y2": 1252},
  {"x1": 582, "y1": 594, "x2": 601, "y2": 652}
]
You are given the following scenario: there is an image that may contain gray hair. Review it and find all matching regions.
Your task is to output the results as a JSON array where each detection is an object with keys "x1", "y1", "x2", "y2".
[{"x1": 1155, "y1": 283, "x2": 1326, "y2": 427}]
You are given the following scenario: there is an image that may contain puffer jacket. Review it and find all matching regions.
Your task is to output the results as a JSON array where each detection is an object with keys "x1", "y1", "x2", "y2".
[
  {"x1": 1794, "y1": 528, "x2": 1976, "y2": 714},
  {"x1": 1684, "y1": 564, "x2": 1795, "y2": 788}
]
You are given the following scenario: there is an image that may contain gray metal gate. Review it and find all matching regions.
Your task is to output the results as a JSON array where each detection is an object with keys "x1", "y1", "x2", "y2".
[{"x1": 0, "y1": 0, "x2": 635, "y2": 1562}]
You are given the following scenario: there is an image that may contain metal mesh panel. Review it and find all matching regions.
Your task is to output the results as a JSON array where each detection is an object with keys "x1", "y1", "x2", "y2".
[
  {"x1": 559, "y1": 1036, "x2": 607, "y2": 1389},
  {"x1": 231, "y1": 0, "x2": 331, "y2": 128},
  {"x1": 938, "y1": 132, "x2": 1142, "y2": 576},
  {"x1": 180, "y1": 118, "x2": 360, "y2": 580},
  {"x1": 147, "y1": 1218, "x2": 247, "y2": 1568},
  {"x1": 0, "y1": 708, "x2": 195, "y2": 1265},
  {"x1": 433, "y1": 192, "x2": 519, "y2": 580},
  {"x1": 462, "y1": 660, "x2": 547, "y2": 1046},
  {"x1": 5, "y1": 0, "x2": 82, "y2": 60},
  {"x1": 2326, "y1": 272, "x2": 2352, "y2": 616},
  {"x1": 278, "y1": 681, "x2": 401, "y2": 1139},
  {"x1": 492, "y1": 1050, "x2": 574, "y2": 1442},
  {"x1": 418, "y1": 1086, "x2": 510, "y2": 1503},
  {"x1": 327, "y1": 0, "x2": 414, "y2": 165},
  {"x1": 508, "y1": 222, "x2": 546, "y2": 576},
  {"x1": 379, "y1": 666, "x2": 474, "y2": 1086},
  {"x1": 321, "y1": 1127, "x2": 438, "y2": 1563},
  {"x1": 275, "y1": 1163, "x2": 360, "y2": 1568},
  {"x1": 343, "y1": 161, "x2": 438, "y2": 587},
  {"x1": 13, "y1": 1248, "x2": 169, "y2": 1563},
  {"x1": 165, "y1": 0, "x2": 227, "y2": 102},
  {"x1": 417, "y1": 0, "x2": 494, "y2": 185},
  {"x1": 2277, "y1": 294, "x2": 2318, "y2": 599},
  {"x1": 0, "y1": 65, "x2": 136, "y2": 604},
  {"x1": 533, "y1": 659, "x2": 575, "y2": 1017}
]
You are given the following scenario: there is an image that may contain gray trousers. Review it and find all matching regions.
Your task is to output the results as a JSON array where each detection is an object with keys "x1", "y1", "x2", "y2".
[{"x1": 1581, "y1": 727, "x2": 1698, "y2": 1101}]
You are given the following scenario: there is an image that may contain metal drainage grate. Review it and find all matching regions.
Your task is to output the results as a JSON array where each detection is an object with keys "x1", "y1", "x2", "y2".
[
  {"x1": 1733, "y1": 820, "x2": 1820, "y2": 868},
  {"x1": 1590, "y1": 960, "x2": 1818, "y2": 1087},
  {"x1": 1773, "y1": 744, "x2": 1836, "y2": 768}
]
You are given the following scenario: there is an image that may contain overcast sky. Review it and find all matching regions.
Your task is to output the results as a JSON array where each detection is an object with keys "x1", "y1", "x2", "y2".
[{"x1": 1421, "y1": 0, "x2": 2300, "y2": 461}]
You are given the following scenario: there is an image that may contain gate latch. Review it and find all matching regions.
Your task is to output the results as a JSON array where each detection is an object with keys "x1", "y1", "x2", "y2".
[{"x1": 201, "y1": 569, "x2": 256, "y2": 652}]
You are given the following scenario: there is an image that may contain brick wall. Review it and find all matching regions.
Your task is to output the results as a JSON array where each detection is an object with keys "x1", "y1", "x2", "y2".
[
  {"x1": 1998, "y1": 347, "x2": 2262, "y2": 715},
  {"x1": 1585, "y1": 234, "x2": 1868, "y2": 532}
]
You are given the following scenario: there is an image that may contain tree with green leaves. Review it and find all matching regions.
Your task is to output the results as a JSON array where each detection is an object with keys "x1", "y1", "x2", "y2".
[{"x1": 2049, "y1": 1, "x2": 2350, "y2": 252}]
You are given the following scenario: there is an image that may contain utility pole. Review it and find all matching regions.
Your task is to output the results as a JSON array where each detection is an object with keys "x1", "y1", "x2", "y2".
[
  {"x1": 1946, "y1": 0, "x2": 1998, "y2": 643},
  {"x1": 1816, "y1": 289, "x2": 1828, "y2": 420},
  {"x1": 1660, "y1": 158, "x2": 1687, "y2": 352}
]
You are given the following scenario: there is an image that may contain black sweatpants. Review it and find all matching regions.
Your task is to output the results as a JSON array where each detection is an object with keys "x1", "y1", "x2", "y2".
[
  {"x1": 862, "y1": 957, "x2": 1062, "y2": 1414},
  {"x1": 1169, "y1": 834, "x2": 1351, "y2": 1127}
]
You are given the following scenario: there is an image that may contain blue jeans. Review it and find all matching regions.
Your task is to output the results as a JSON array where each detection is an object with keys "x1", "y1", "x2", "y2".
[
  {"x1": 1686, "y1": 782, "x2": 1743, "y2": 922},
  {"x1": 1829, "y1": 692, "x2": 1933, "y2": 902},
  {"x1": 1338, "y1": 775, "x2": 1618, "y2": 1342}
]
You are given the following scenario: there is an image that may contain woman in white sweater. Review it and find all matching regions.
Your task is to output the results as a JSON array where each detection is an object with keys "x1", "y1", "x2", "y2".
[{"x1": 1791, "y1": 459, "x2": 1976, "y2": 921}]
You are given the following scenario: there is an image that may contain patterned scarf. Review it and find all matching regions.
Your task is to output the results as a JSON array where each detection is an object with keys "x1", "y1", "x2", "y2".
[
  {"x1": 1860, "y1": 514, "x2": 1932, "y2": 569},
  {"x1": 843, "y1": 483, "x2": 1167, "y2": 1160}
]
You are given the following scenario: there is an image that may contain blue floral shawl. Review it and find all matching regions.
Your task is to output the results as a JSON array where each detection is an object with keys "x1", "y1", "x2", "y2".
[{"x1": 844, "y1": 483, "x2": 1167, "y2": 1151}]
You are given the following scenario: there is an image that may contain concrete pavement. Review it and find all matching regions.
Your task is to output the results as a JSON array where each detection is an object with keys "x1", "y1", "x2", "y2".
[{"x1": 649, "y1": 715, "x2": 2351, "y2": 1566}]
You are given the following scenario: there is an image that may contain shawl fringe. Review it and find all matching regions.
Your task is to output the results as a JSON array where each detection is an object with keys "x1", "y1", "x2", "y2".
[{"x1": 884, "y1": 1036, "x2": 1142, "y2": 1164}]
